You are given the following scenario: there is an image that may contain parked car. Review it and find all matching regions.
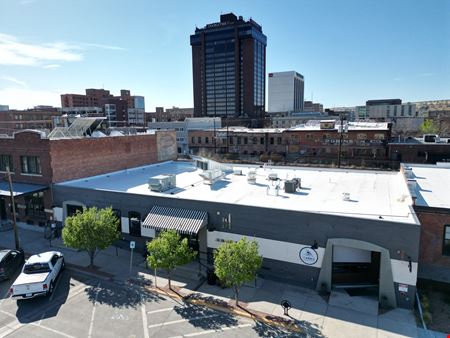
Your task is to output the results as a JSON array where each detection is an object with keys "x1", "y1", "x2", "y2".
[
  {"x1": 0, "y1": 249, "x2": 24, "y2": 281},
  {"x1": 10, "y1": 251, "x2": 65, "y2": 299}
]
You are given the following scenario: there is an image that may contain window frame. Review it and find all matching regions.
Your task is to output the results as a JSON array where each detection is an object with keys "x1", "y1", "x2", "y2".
[{"x1": 443, "y1": 225, "x2": 450, "y2": 256}]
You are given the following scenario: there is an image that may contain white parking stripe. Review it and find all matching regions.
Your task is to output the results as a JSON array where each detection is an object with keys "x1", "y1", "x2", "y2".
[
  {"x1": 175, "y1": 323, "x2": 253, "y2": 337},
  {"x1": 0, "y1": 309, "x2": 15, "y2": 318},
  {"x1": 148, "y1": 314, "x2": 220, "y2": 329},
  {"x1": 147, "y1": 307, "x2": 176, "y2": 314},
  {"x1": 31, "y1": 323, "x2": 77, "y2": 338},
  {"x1": 87, "y1": 282, "x2": 101, "y2": 338},
  {"x1": 141, "y1": 304, "x2": 150, "y2": 338},
  {"x1": 0, "y1": 320, "x2": 23, "y2": 338}
]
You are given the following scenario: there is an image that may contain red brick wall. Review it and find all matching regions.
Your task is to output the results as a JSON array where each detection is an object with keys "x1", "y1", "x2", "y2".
[
  {"x1": 0, "y1": 130, "x2": 52, "y2": 184},
  {"x1": 415, "y1": 208, "x2": 450, "y2": 267},
  {"x1": 50, "y1": 133, "x2": 163, "y2": 183}
]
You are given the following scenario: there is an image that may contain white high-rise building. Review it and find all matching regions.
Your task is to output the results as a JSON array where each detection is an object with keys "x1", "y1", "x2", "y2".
[{"x1": 268, "y1": 71, "x2": 304, "y2": 113}]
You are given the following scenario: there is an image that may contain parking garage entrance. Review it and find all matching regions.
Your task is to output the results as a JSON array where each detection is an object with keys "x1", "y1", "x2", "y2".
[{"x1": 332, "y1": 246, "x2": 380, "y2": 288}]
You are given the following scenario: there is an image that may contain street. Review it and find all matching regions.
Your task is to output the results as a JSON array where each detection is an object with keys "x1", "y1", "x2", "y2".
[{"x1": 0, "y1": 270, "x2": 299, "y2": 338}]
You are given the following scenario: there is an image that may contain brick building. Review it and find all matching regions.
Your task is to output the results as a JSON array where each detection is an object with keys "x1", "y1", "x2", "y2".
[
  {"x1": 388, "y1": 137, "x2": 450, "y2": 165},
  {"x1": 188, "y1": 120, "x2": 391, "y2": 167},
  {"x1": 155, "y1": 107, "x2": 194, "y2": 122},
  {"x1": 400, "y1": 163, "x2": 450, "y2": 283},
  {"x1": 0, "y1": 126, "x2": 176, "y2": 226},
  {"x1": 61, "y1": 88, "x2": 145, "y2": 127},
  {"x1": 0, "y1": 107, "x2": 61, "y2": 135}
]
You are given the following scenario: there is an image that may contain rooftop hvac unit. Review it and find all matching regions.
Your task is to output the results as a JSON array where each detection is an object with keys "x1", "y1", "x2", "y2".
[
  {"x1": 233, "y1": 168, "x2": 242, "y2": 175},
  {"x1": 148, "y1": 174, "x2": 176, "y2": 192},
  {"x1": 199, "y1": 169, "x2": 223, "y2": 184},
  {"x1": 268, "y1": 173, "x2": 278, "y2": 181},
  {"x1": 196, "y1": 160, "x2": 208, "y2": 170},
  {"x1": 247, "y1": 170, "x2": 256, "y2": 184},
  {"x1": 284, "y1": 178, "x2": 301, "y2": 193}
]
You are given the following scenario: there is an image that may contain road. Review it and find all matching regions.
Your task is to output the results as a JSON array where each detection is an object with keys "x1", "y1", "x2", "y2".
[{"x1": 0, "y1": 269, "x2": 300, "y2": 338}]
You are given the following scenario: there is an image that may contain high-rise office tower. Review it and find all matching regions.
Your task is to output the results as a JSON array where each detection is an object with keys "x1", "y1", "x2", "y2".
[
  {"x1": 190, "y1": 13, "x2": 267, "y2": 125},
  {"x1": 268, "y1": 71, "x2": 304, "y2": 113}
]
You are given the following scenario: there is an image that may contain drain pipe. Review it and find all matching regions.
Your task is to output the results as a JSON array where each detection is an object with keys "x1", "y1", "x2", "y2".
[{"x1": 416, "y1": 291, "x2": 427, "y2": 331}]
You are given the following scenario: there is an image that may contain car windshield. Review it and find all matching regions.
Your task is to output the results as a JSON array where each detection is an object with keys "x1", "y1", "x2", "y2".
[{"x1": 23, "y1": 263, "x2": 51, "y2": 274}]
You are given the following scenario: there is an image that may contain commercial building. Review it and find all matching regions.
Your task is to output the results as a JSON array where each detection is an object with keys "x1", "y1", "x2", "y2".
[
  {"x1": 388, "y1": 136, "x2": 450, "y2": 165},
  {"x1": 188, "y1": 120, "x2": 391, "y2": 167},
  {"x1": 148, "y1": 117, "x2": 221, "y2": 154},
  {"x1": 400, "y1": 163, "x2": 450, "y2": 284},
  {"x1": 190, "y1": 13, "x2": 266, "y2": 125},
  {"x1": 0, "y1": 107, "x2": 61, "y2": 135},
  {"x1": 366, "y1": 99, "x2": 417, "y2": 121},
  {"x1": 61, "y1": 88, "x2": 145, "y2": 127},
  {"x1": 0, "y1": 105, "x2": 9, "y2": 112},
  {"x1": 270, "y1": 112, "x2": 330, "y2": 128},
  {"x1": 0, "y1": 119, "x2": 176, "y2": 226},
  {"x1": 268, "y1": 71, "x2": 304, "y2": 113},
  {"x1": 155, "y1": 107, "x2": 194, "y2": 122},
  {"x1": 52, "y1": 158, "x2": 420, "y2": 308},
  {"x1": 304, "y1": 101, "x2": 324, "y2": 113}
]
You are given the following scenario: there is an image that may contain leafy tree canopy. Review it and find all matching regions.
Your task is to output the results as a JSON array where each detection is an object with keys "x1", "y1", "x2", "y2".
[
  {"x1": 214, "y1": 237, "x2": 263, "y2": 304},
  {"x1": 420, "y1": 119, "x2": 439, "y2": 135},
  {"x1": 62, "y1": 207, "x2": 119, "y2": 266}
]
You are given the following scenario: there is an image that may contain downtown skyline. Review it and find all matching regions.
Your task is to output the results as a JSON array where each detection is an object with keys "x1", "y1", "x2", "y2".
[{"x1": 0, "y1": 0, "x2": 449, "y2": 110}]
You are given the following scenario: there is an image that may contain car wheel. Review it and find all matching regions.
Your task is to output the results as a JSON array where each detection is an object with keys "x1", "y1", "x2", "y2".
[{"x1": 48, "y1": 281, "x2": 55, "y2": 296}]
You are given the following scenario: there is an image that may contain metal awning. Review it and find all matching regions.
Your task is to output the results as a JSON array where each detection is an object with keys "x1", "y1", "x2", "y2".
[
  {"x1": 142, "y1": 206, "x2": 208, "y2": 235},
  {"x1": 0, "y1": 182, "x2": 48, "y2": 197}
]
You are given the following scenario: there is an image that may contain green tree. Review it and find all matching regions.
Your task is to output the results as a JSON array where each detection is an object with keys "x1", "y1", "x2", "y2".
[
  {"x1": 62, "y1": 207, "x2": 119, "y2": 267},
  {"x1": 214, "y1": 237, "x2": 263, "y2": 306},
  {"x1": 146, "y1": 230, "x2": 197, "y2": 289},
  {"x1": 420, "y1": 119, "x2": 439, "y2": 135}
]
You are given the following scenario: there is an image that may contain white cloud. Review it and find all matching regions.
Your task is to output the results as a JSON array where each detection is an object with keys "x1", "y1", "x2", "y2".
[
  {"x1": 0, "y1": 33, "x2": 83, "y2": 67},
  {"x1": 42, "y1": 64, "x2": 61, "y2": 69},
  {"x1": 83, "y1": 43, "x2": 126, "y2": 51},
  {"x1": 0, "y1": 88, "x2": 60, "y2": 109},
  {"x1": 0, "y1": 76, "x2": 27, "y2": 87}
]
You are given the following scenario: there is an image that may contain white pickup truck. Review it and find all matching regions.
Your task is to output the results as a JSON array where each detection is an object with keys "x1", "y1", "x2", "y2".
[{"x1": 10, "y1": 251, "x2": 65, "y2": 299}]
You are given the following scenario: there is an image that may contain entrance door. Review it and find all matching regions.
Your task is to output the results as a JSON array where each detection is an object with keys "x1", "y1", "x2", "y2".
[
  {"x1": 128, "y1": 211, "x2": 141, "y2": 237},
  {"x1": 0, "y1": 197, "x2": 6, "y2": 220},
  {"x1": 332, "y1": 246, "x2": 380, "y2": 286},
  {"x1": 66, "y1": 204, "x2": 83, "y2": 217}
]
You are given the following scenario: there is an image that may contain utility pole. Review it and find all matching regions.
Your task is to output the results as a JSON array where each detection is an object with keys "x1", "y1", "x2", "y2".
[
  {"x1": 6, "y1": 167, "x2": 20, "y2": 250},
  {"x1": 337, "y1": 113, "x2": 345, "y2": 168}
]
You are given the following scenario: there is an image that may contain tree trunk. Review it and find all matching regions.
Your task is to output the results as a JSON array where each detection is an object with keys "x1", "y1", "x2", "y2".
[
  {"x1": 168, "y1": 270, "x2": 172, "y2": 290},
  {"x1": 234, "y1": 285, "x2": 239, "y2": 307},
  {"x1": 89, "y1": 250, "x2": 95, "y2": 267}
]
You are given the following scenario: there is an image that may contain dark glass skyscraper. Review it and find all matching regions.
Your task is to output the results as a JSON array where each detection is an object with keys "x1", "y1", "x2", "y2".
[{"x1": 190, "y1": 13, "x2": 267, "y2": 125}]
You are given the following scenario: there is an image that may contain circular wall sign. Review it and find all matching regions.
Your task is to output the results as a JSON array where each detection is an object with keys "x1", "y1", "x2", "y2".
[{"x1": 299, "y1": 247, "x2": 318, "y2": 265}]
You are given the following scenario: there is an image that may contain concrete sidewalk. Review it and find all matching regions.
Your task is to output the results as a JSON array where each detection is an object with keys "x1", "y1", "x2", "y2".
[{"x1": 1, "y1": 225, "x2": 446, "y2": 338}]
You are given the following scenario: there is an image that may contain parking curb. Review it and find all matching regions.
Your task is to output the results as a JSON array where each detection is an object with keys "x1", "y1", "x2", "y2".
[{"x1": 132, "y1": 280, "x2": 303, "y2": 334}]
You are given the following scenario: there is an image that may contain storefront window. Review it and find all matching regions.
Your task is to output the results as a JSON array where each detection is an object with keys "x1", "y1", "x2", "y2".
[
  {"x1": 25, "y1": 192, "x2": 45, "y2": 216},
  {"x1": 443, "y1": 225, "x2": 450, "y2": 256}
]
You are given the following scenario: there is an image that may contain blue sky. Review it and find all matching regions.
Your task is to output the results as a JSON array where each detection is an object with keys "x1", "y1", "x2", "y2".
[{"x1": 0, "y1": 0, "x2": 449, "y2": 110}]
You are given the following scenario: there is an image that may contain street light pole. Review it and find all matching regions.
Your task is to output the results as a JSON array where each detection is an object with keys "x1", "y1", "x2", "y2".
[
  {"x1": 5, "y1": 167, "x2": 20, "y2": 249},
  {"x1": 337, "y1": 113, "x2": 345, "y2": 169}
]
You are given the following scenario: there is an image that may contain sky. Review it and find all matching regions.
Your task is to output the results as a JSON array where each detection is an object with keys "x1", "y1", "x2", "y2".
[{"x1": 0, "y1": 0, "x2": 449, "y2": 110}]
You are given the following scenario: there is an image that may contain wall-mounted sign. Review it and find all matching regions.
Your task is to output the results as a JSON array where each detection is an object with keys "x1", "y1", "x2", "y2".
[
  {"x1": 398, "y1": 284, "x2": 408, "y2": 293},
  {"x1": 299, "y1": 247, "x2": 318, "y2": 265},
  {"x1": 130, "y1": 241, "x2": 136, "y2": 249}
]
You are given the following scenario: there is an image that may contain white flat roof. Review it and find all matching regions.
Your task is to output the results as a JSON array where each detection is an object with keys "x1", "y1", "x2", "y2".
[
  {"x1": 406, "y1": 163, "x2": 450, "y2": 209},
  {"x1": 58, "y1": 161, "x2": 417, "y2": 224}
]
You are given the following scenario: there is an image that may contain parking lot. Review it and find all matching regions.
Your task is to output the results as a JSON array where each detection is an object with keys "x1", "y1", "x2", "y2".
[{"x1": 0, "y1": 270, "x2": 299, "y2": 338}]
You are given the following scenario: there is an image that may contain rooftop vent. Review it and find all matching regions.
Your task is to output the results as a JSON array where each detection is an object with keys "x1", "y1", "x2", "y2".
[
  {"x1": 342, "y1": 192, "x2": 351, "y2": 201},
  {"x1": 196, "y1": 160, "x2": 208, "y2": 171},
  {"x1": 148, "y1": 174, "x2": 176, "y2": 192},
  {"x1": 233, "y1": 168, "x2": 242, "y2": 175},
  {"x1": 247, "y1": 170, "x2": 256, "y2": 184},
  {"x1": 268, "y1": 173, "x2": 278, "y2": 181}
]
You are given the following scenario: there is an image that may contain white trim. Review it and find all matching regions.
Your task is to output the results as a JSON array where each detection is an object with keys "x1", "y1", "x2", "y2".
[
  {"x1": 391, "y1": 259, "x2": 417, "y2": 286},
  {"x1": 207, "y1": 231, "x2": 324, "y2": 268},
  {"x1": 121, "y1": 217, "x2": 130, "y2": 234},
  {"x1": 53, "y1": 207, "x2": 63, "y2": 222}
]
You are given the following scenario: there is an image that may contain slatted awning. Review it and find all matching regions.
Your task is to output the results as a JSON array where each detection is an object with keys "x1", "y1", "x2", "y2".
[{"x1": 142, "y1": 206, "x2": 208, "y2": 235}]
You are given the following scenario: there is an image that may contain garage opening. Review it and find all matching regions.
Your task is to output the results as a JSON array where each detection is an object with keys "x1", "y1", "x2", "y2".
[{"x1": 332, "y1": 246, "x2": 380, "y2": 288}]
